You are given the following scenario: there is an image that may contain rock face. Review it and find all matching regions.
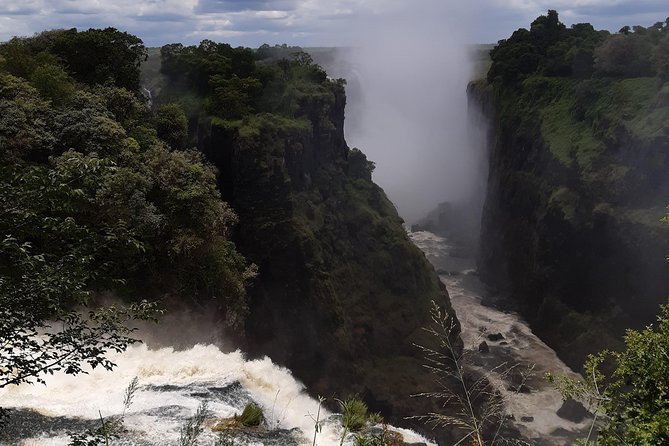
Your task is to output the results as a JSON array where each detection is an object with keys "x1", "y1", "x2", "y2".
[
  {"x1": 198, "y1": 81, "x2": 457, "y2": 431},
  {"x1": 470, "y1": 76, "x2": 669, "y2": 369}
]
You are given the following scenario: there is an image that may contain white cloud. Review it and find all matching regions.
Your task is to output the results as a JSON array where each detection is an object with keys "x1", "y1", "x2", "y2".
[{"x1": 0, "y1": 0, "x2": 667, "y2": 45}]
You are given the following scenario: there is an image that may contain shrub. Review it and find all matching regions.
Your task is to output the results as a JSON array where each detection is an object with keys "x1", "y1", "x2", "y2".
[{"x1": 237, "y1": 403, "x2": 264, "y2": 427}]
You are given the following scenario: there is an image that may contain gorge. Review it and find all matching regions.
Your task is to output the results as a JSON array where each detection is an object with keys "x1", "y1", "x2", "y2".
[{"x1": 1, "y1": 8, "x2": 669, "y2": 446}]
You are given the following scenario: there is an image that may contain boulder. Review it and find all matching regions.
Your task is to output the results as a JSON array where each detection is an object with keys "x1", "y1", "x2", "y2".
[{"x1": 557, "y1": 399, "x2": 590, "y2": 423}]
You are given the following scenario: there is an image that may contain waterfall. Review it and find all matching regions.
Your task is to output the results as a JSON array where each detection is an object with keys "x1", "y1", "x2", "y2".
[{"x1": 0, "y1": 344, "x2": 431, "y2": 446}]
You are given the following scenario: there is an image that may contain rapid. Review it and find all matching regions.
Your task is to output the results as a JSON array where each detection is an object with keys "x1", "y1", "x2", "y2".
[
  {"x1": 409, "y1": 230, "x2": 591, "y2": 445},
  {"x1": 1, "y1": 233, "x2": 591, "y2": 446},
  {"x1": 0, "y1": 339, "x2": 429, "y2": 445}
]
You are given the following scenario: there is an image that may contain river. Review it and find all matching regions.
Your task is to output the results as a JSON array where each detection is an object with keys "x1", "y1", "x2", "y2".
[
  {"x1": 1, "y1": 231, "x2": 591, "y2": 446},
  {"x1": 409, "y1": 230, "x2": 592, "y2": 445}
]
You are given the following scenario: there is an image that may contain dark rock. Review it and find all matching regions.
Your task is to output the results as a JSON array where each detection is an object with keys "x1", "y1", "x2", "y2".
[
  {"x1": 557, "y1": 399, "x2": 591, "y2": 423},
  {"x1": 550, "y1": 427, "x2": 574, "y2": 437},
  {"x1": 507, "y1": 384, "x2": 531, "y2": 394},
  {"x1": 520, "y1": 416, "x2": 534, "y2": 422},
  {"x1": 436, "y1": 269, "x2": 460, "y2": 276},
  {"x1": 478, "y1": 341, "x2": 490, "y2": 353},
  {"x1": 507, "y1": 372, "x2": 532, "y2": 393},
  {"x1": 500, "y1": 341, "x2": 509, "y2": 346},
  {"x1": 487, "y1": 333, "x2": 504, "y2": 341}
]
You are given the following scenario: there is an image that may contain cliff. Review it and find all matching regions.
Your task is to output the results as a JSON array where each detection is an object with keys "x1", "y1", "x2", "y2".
[
  {"x1": 471, "y1": 13, "x2": 669, "y2": 368},
  {"x1": 144, "y1": 44, "x2": 459, "y2": 434}
]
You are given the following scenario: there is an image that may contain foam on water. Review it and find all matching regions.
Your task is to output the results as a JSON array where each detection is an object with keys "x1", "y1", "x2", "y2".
[{"x1": 1, "y1": 343, "x2": 432, "y2": 446}]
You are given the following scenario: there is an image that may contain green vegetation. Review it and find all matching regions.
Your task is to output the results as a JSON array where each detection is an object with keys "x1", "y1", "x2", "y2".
[
  {"x1": 475, "y1": 12, "x2": 669, "y2": 341},
  {"x1": 0, "y1": 28, "x2": 255, "y2": 425},
  {"x1": 481, "y1": 14, "x2": 669, "y2": 441},
  {"x1": 484, "y1": 11, "x2": 669, "y2": 182},
  {"x1": 337, "y1": 397, "x2": 377, "y2": 446},
  {"x1": 143, "y1": 35, "x2": 454, "y2": 422},
  {"x1": 548, "y1": 297, "x2": 669, "y2": 445},
  {"x1": 237, "y1": 403, "x2": 264, "y2": 427}
]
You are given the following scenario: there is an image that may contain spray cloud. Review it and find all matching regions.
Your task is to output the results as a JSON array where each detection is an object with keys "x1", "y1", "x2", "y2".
[{"x1": 330, "y1": 1, "x2": 486, "y2": 223}]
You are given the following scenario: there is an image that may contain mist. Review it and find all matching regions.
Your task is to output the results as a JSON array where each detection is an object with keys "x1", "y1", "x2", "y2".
[{"x1": 327, "y1": 2, "x2": 488, "y2": 224}]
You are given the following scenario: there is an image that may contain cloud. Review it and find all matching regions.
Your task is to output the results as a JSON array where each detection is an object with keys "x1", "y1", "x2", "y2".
[
  {"x1": 495, "y1": 0, "x2": 669, "y2": 24},
  {"x1": 0, "y1": 6, "x2": 39, "y2": 15},
  {"x1": 0, "y1": 0, "x2": 667, "y2": 47},
  {"x1": 194, "y1": 0, "x2": 300, "y2": 13}
]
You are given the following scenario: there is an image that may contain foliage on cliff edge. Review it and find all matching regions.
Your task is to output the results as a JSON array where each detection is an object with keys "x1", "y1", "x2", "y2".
[{"x1": 0, "y1": 28, "x2": 255, "y2": 403}]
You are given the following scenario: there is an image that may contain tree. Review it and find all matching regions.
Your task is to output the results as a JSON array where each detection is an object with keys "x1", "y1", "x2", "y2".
[
  {"x1": 0, "y1": 73, "x2": 56, "y2": 161},
  {"x1": 594, "y1": 32, "x2": 654, "y2": 77},
  {"x1": 49, "y1": 28, "x2": 147, "y2": 91},
  {"x1": 548, "y1": 301, "x2": 669, "y2": 445},
  {"x1": 155, "y1": 103, "x2": 188, "y2": 149},
  {"x1": 29, "y1": 63, "x2": 75, "y2": 106},
  {"x1": 208, "y1": 74, "x2": 261, "y2": 119},
  {"x1": 652, "y1": 34, "x2": 669, "y2": 81},
  {"x1": 0, "y1": 30, "x2": 257, "y2": 430},
  {"x1": 0, "y1": 152, "x2": 160, "y2": 400}
]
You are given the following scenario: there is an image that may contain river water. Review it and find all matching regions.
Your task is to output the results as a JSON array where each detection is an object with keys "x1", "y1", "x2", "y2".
[
  {"x1": 0, "y1": 343, "x2": 431, "y2": 446},
  {"x1": 409, "y1": 230, "x2": 591, "y2": 445},
  {"x1": 1, "y1": 231, "x2": 590, "y2": 446}
]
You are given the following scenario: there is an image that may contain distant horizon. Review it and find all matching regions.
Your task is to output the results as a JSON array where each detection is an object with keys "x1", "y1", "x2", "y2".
[{"x1": 1, "y1": 1, "x2": 668, "y2": 48}]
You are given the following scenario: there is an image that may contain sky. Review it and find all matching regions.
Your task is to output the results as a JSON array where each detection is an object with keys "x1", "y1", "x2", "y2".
[{"x1": 0, "y1": 0, "x2": 668, "y2": 47}]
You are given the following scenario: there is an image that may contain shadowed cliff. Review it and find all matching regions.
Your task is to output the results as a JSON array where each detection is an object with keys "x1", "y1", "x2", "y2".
[
  {"x1": 471, "y1": 11, "x2": 669, "y2": 368},
  {"x1": 145, "y1": 43, "x2": 460, "y2": 439}
]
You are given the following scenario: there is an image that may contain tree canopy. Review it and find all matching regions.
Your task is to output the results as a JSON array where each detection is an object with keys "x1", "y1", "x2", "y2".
[
  {"x1": 488, "y1": 10, "x2": 669, "y2": 85},
  {"x1": 0, "y1": 29, "x2": 254, "y2": 412}
]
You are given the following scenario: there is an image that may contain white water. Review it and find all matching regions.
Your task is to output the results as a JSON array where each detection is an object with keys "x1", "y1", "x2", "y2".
[
  {"x1": 409, "y1": 230, "x2": 590, "y2": 445},
  {"x1": 1, "y1": 230, "x2": 591, "y2": 446},
  {"x1": 0, "y1": 344, "x2": 431, "y2": 446}
]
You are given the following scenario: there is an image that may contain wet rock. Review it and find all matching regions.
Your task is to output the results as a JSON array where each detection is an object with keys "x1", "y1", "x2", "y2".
[
  {"x1": 500, "y1": 341, "x2": 509, "y2": 346},
  {"x1": 557, "y1": 399, "x2": 591, "y2": 423},
  {"x1": 436, "y1": 268, "x2": 461, "y2": 276},
  {"x1": 478, "y1": 341, "x2": 490, "y2": 353},
  {"x1": 507, "y1": 372, "x2": 531, "y2": 393},
  {"x1": 487, "y1": 333, "x2": 504, "y2": 341},
  {"x1": 507, "y1": 384, "x2": 531, "y2": 393},
  {"x1": 550, "y1": 427, "x2": 574, "y2": 437},
  {"x1": 520, "y1": 416, "x2": 534, "y2": 422}
]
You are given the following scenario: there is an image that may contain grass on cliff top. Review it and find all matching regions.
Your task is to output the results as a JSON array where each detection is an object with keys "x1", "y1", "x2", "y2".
[
  {"x1": 613, "y1": 78, "x2": 669, "y2": 139},
  {"x1": 541, "y1": 97, "x2": 602, "y2": 169},
  {"x1": 540, "y1": 77, "x2": 669, "y2": 170}
]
